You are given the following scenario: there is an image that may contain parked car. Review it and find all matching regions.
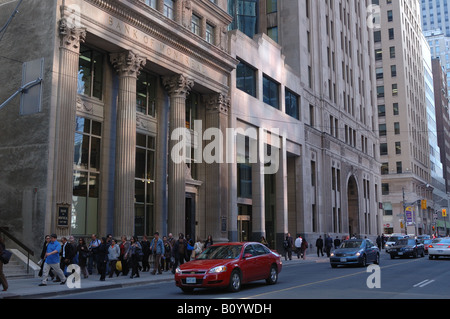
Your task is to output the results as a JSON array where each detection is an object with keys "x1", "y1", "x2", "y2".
[
  {"x1": 389, "y1": 238, "x2": 425, "y2": 259},
  {"x1": 330, "y1": 239, "x2": 380, "y2": 268},
  {"x1": 384, "y1": 234, "x2": 409, "y2": 251},
  {"x1": 174, "y1": 242, "x2": 282, "y2": 293},
  {"x1": 428, "y1": 237, "x2": 450, "y2": 259}
]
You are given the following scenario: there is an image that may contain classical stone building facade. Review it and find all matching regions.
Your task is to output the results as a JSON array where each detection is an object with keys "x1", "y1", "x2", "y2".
[
  {"x1": 0, "y1": 0, "x2": 237, "y2": 253},
  {"x1": 0, "y1": 0, "x2": 382, "y2": 256}
]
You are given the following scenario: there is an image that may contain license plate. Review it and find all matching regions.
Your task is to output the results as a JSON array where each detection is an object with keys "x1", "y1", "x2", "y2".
[
  {"x1": 186, "y1": 277, "x2": 196, "y2": 284},
  {"x1": 438, "y1": 250, "x2": 443, "y2": 253},
  {"x1": 398, "y1": 252, "x2": 403, "y2": 255},
  {"x1": 340, "y1": 258, "x2": 346, "y2": 262}
]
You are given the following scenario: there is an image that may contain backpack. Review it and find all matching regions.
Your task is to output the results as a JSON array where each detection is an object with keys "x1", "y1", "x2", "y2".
[{"x1": 283, "y1": 240, "x2": 289, "y2": 249}]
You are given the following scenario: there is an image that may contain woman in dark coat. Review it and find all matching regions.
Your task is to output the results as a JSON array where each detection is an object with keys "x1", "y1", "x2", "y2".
[{"x1": 76, "y1": 237, "x2": 89, "y2": 278}]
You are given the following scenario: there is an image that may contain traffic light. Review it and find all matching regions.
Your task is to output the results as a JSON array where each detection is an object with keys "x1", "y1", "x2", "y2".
[
  {"x1": 443, "y1": 208, "x2": 447, "y2": 217},
  {"x1": 421, "y1": 199, "x2": 427, "y2": 210}
]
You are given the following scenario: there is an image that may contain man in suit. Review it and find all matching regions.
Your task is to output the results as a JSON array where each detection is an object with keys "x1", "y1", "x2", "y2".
[{"x1": 59, "y1": 236, "x2": 74, "y2": 278}]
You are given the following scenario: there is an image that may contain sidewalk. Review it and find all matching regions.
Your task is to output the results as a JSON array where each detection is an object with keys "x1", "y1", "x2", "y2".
[{"x1": 0, "y1": 254, "x2": 326, "y2": 299}]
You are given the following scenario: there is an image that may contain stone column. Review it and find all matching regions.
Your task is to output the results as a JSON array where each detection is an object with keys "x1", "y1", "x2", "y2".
[
  {"x1": 204, "y1": 93, "x2": 230, "y2": 242},
  {"x1": 54, "y1": 18, "x2": 86, "y2": 235},
  {"x1": 110, "y1": 51, "x2": 145, "y2": 236},
  {"x1": 163, "y1": 74, "x2": 194, "y2": 236}
]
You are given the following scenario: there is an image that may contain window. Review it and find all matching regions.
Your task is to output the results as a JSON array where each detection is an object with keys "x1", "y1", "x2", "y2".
[
  {"x1": 389, "y1": 46, "x2": 396, "y2": 58},
  {"x1": 237, "y1": 135, "x2": 252, "y2": 199},
  {"x1": 266, "y1": 0, "x2": 277, "y2": 13},
  {"x1": 206, "y1": 23, "x2": 214, "y2": 44},
  {"x1": 236, "y1": 59, "x2": 256, "y2": 97},
  {"x1": 375, "y1": 49, "x2": 383, "y2": 60},
  {"x1": 381, "y1": 162, "x2": 389, "y2": 175},
  {"x1": 379, "y1": 123, "x2": 387, "y2": 136},
  {"x1": 144, "y1": 0, "x2": 156, "y2": 8},
  {"x1": 396, "y1": 161, "x2": 402, "y2": 174},
  {"x1": 395, "y1": 141, "x2": 401, "y2": 154},
  {"x1": 78, "y1": 44, "x2": 104, "y2": 100},
  {"x1": 135, "y1": 133, "x2": 156, "y2": 236},
  {"x1": 380, "y1": 143, "x2": 388, "y2": 155},
  {"x1": 377, "y1": 86, "x2": 385, "y2": 98},
  {"x1": 185, "y1": 92, "x2": 199, "y2": 130},
  {"x1": 374, "y1": 31, "x2": 381, "y2": 42},
  {"x1": 72, "y1": 116, "x2": 102, "y2": 235},
  {"x1": 285, "y1": 89, "x2": 299, "y2": 120},
  {"x1": 393, "y1": 102, "x2": 399, "y2": 115},
  {"x1": 388, "y1": 28, "x2": 394, "y2": 40},
  {"x1": 136, "y1": 71, "x2": 157, "y2": 117},
  {"x1": 164, "y1": 0, "x2": 174, "y2": 19},
  {"x1": 382, "y1": 183, "x2": 390, "y2": 195},
  {"x1": 263, "y1": 75, "x2": 279, "y2": 109},
  {"x1": 228, "y1": 0, "x2": 258, "y2": 39},
  {"x1": 394, "y1": 122, "x2": 400, "y2": 134},
  {"x1": 191, "y1": 14, "x2": 201, "y2": 36},
  {"x1": 378, "y1": 104, "x2": 386, "y2": 117},
  {"x1": 267, "y1": 26, "x2": 278, "y2": 43},
  {"x1": 391, "y1": 65, "x2": 397, "y2": 77},
  {"x1": 376, "y1": 67, "x2": 384, "y2": 79},
  {"x1": 392, "y1": 83, "x2": 398, "y2": 96},
  {"x1": 387, "y1": 10, "x2": 393, "y2": 22}
]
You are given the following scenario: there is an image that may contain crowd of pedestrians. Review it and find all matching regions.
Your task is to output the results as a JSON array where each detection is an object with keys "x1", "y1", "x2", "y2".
[{"x1": 36, "y1": 232, "x2": 212, "y2": 286}]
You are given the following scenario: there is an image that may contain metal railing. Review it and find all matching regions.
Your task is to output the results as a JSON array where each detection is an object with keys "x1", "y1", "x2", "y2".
[{"x1": 0, "y1": 227, "x2": 34, "y2": 274}]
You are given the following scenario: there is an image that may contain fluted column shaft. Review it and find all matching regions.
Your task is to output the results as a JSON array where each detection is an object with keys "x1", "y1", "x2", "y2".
[
  {"x1": 110, "y1": 51, "x2": 145, "y2": 236},
  {"x1": 204, "y1": 93, "x2": 230, "y2": 242},
  {"x1": 163, "y1": 74, "x2": 193, "y2": 236},
  {"x1": 55, "y1": 19, "x2": 86, "y2": 235}
]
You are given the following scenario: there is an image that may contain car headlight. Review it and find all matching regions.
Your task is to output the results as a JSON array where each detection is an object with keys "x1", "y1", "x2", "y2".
[
  {"x1": 355, "y1": 250, "x2": 363, "y2": 256},
  {"x1": 208, "y1": 266, "x2": 227, "y2": 273},
  {"x1": 330, "y1": 252, "x2": 335, "y2": 257},
  {"x1": 175, "y1": 267, "x2": 181, "y2": 274}
]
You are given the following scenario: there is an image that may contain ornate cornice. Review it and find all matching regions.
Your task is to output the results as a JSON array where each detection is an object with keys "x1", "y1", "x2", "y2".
[{"x1": 81, "y1": 0, "x2": 237, "y2": 73}]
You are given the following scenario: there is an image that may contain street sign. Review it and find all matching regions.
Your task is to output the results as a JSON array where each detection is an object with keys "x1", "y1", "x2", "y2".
[{"x1": 405, "y1": 206, "x2": 414, "y2": 225}]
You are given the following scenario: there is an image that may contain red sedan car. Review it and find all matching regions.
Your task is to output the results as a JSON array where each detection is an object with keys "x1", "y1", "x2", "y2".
[{"x1": 174, "y1": 242, "x2": 282, "y2": 293}]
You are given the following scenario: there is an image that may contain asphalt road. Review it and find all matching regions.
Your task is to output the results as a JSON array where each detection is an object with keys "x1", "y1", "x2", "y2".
[{"x1": 49, "y1": 252, "x2": 450, "y2": 300}]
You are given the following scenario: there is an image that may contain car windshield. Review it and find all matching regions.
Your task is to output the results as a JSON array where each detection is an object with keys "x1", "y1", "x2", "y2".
[
  {"x1": 196, "y1": 245, "x2": 242, "y2": 260},
  {"x1": 389, "y1": 236, "x2": 402, "y2": 242},
  {"x1": 340, "y1": 241, "x2": 363, "y2": 249},
  {"x1": 434, "y1": 238, "x2": 450, "y2": 244},
  {"x1": 396, "y1": 239, "x2": 416, "y2": 245}
]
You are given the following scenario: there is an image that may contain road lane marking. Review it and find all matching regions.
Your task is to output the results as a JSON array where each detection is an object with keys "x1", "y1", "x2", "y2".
[
  {"x1": 413, "y1": 279, "x2": 434, "y2": 288},
  {"x1": 243, "y1": 258, "x2": 421, "y2": 299}
]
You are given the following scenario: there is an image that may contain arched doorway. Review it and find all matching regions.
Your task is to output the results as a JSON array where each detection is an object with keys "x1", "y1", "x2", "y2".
[{"x1": 347, "y1": 175, "x2": 359, "y2": 237}]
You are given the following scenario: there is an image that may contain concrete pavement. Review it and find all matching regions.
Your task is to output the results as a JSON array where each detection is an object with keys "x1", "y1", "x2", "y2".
[{"x1": 0, "y1": 254, "x2": 326, "y2": 299}]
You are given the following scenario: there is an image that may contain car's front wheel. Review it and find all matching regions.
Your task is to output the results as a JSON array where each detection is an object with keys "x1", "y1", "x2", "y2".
[
  {"x1": 228, "y1": 270, "x2": 242, "y2": 292},
  {"x1": 266, "y1": 265, "x2": 278, "y2": 285}
]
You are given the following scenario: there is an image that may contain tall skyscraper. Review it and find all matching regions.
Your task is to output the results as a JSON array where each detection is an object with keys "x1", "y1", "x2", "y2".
[{"x1": 375, "y1": 0, "x2": 432, "y2": 235}]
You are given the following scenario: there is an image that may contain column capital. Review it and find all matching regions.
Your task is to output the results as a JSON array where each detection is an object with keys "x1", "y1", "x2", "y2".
[
  {"x1": 204, "y1": 93, "x2": 230, "y2": 115},
  {"x1": 110, "y1": 51, "x2": 146, "y2": 78},
  {"x1": 162, "y1": 74, "x2": 194, "y2": 97},
  {"x1": 59, "y1": 18, "x2": 86, "y2": 51}
]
